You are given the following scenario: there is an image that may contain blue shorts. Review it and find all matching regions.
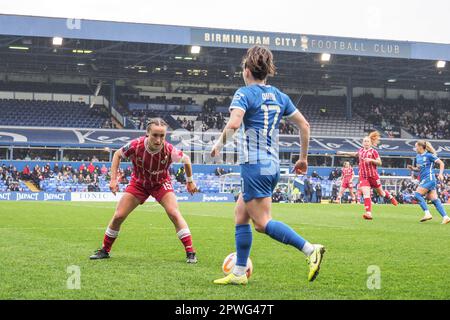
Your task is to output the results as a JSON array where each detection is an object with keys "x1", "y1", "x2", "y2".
[
  {"x1": 419, "y1": 179, "x2": 436, "y2": 191},
  {"x1": 240, "y1": 160, "x2": 280, "y2": 202}
]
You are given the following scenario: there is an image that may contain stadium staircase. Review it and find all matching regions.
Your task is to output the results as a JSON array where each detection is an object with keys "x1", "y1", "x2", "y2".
[
  {"x1": 165, "y1": 115, "x2": 183, "y2": 130},
  {"x1": 24, "y1": 181, "x2": 40, "y2": 192}
]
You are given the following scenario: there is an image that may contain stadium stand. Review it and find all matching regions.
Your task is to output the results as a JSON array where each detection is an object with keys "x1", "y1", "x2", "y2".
[
  {"x1": 0, "y1": 164, "x2": 31, "y2": 192},
  {"x1": 121, "y1": 93, "x2": 374, "y2": 136},
  {"x1": 354, "y1": 94, "x2": 450, "y2": 139},
  {"x1": 0, "y1": 99, "x2": 110, "y2": 128}
]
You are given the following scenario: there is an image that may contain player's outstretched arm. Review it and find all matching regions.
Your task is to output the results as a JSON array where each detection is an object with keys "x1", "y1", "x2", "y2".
[
  {"x1": 181, "y1": 154, "x2": 198, "y2": 195},
  {"x1": 109, "y1": 150, "x2": 122, "y2": 195},
  {"x1": 211, "y1": 108, "x2": 245, "y2": 157},
  {"x1": 407, "y1": 164, "x2": 419, "y2": 172},
  {"x1": 336, "y1": 151, "x2": 358, "y2": 157},
  {"x1": 366, "y1": 157, "x2": 382, "y2": 166},
  {"x1": 289, "y1": 111, "x2": 310, "y2": 174}
]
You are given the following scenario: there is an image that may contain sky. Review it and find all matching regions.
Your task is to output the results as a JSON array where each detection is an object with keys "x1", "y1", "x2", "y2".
[{"x1": 0, "y1": 0, "x2": 449, "y2": 44}]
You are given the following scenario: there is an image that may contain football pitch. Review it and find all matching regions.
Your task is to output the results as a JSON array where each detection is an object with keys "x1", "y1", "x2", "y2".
[{"x1": 1, "y1": 201, "x2": 450, "y2": 300}]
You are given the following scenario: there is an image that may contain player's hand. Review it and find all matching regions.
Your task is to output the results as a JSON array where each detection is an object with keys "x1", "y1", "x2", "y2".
[
  {"x1": 109, "y1": 181, "x2": 119, "y2": 195},
  {"x1": 210, "y1": 145, "x2": 221, "y2": 158},
  {"x1": 186, "y1": 182, "x2": 198, "y2": 195},
  {"x1": 407, "y1": 165, "x2": 414, "y2": 170},
  {"x1": 438, "y1": 174, "x2": 444, "y2": 182},
  {"x1": 294, "y1": 159, "x2": 308, "y2": 175},
  {"x1": 364, "y1": 158, "x2": 373, "y2": 164}
]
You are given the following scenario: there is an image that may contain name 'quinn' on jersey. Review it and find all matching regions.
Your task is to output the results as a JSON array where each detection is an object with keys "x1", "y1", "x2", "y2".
[{"x1": 229, "y1": 84, "x2": 299, "y2": 164}]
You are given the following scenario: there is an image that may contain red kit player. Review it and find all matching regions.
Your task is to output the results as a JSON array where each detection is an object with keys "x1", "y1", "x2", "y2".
[
  {"x1": 90, "y1": 118, "x2": 199, "y2": 263},
  {"x1": 337, "y1": 161, "x2": 356, "y2": 203},
  {"x1": 337, "y1": 131, "x2": 398, "y2": 220}
]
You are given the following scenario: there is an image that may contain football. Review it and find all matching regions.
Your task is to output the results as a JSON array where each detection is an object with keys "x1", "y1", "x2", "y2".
[{"x1": 222, "y1": 252, "x2": 253, "y2": 278}]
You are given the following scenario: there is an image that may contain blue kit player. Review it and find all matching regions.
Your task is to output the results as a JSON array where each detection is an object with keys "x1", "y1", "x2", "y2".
[
  {"x1": 211, "y1": 45, "x2": 325, "y2": 285},
  {"x1": 408, "y1": 140, "x2": 450, "y2": 224}
]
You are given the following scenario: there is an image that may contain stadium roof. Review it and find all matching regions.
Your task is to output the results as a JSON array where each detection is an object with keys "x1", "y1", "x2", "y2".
[{"x1": 0, "y1": 14, "x2": 449, "y2": 91}]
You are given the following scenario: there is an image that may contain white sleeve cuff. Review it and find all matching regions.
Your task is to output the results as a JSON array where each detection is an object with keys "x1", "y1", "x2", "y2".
[
  {"x1": 285, "y1": 110, "x2": 299, "y2": 118},
  {"x1": 229, "y1": 106, "x2": 246, "y2": 113}
]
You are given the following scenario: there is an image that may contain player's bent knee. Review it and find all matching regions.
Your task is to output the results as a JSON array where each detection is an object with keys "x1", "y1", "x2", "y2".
[{"x1": 253, "y1": 222, "x2": 266, "y2": 233}]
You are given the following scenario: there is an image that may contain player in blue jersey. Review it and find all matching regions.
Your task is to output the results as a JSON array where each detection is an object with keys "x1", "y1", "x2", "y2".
[
  {"x1": 407, "y1": 140, "x2": 450, "y2": 224},
  {"x1": 211, "y1": 46, "x2": 325, "y2": 285}
]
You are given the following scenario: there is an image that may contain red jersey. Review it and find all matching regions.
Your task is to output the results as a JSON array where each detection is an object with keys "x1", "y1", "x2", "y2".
[
  {"x1": 120, "y1": 137, "x2": 184, "y2": 188},
  {"x1": 342, "y1": 167, "x2": 354, "y2": 182},
  {"x1": 358, "y1": 147, "x2": 380, "y2": 179}
]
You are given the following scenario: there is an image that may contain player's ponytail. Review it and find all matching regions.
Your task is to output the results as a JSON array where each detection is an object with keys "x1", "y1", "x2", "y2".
[
  {"x1": 242, "y1": 46, "x2": 276, "y2": 80},
  {"x1": 368, "y1": 131, "x2": 380, "y2": 147},
  {"x1": 417, "y1": 140, "x2": 437, "y2": 155}
]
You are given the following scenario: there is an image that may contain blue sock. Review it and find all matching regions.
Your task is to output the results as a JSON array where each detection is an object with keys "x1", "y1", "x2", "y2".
[
  {"x1": 414, "y1": 192, "x2": 429, "y2": 212},
  {"x1": 235, "y1": 224, "x2": 252, "y2": 267},
  {"x1": 265, "y1": 220, "x2": 306, "y2": 251},
  {"x1": 432, "y1": 199, "x2": 448, "y2": 218}
]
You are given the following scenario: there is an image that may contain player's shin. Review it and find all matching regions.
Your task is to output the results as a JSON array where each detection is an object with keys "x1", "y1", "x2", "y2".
[
  {"x1": 363, "y1": 197, "x2": 372, "y2": 216},
  {"x1": 414, "y1": 192, "x2": 429, "y2": 212},
  {"x1": 103, "y1": 227, "x2": 119, "y2": 253},
  {"x1": 431, "y1": 199, "x2": 448, "y2": 218},
  {"x1": 264, "y1": 220, "x2": 314, "y2": 256},
  {"x1": 234, "y1": 224, "x2": 253, "y2": 276}
]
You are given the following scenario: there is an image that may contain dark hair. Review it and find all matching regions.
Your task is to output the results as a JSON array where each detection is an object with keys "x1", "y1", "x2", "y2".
[
  {"x1": 146, "y1": 118, "x2": 168, "y2": 133},
  {"x1": 242, "y1": 46, "x2": 276, "y2": 80}
]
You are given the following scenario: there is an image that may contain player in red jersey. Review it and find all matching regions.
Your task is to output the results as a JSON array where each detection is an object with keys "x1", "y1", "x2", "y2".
[
  {"x1": 337, "y1": 161, "x2": 356, "y2": 203},
  {"x1": 337, "y1": 131, "x2": 398, "y2": 220},
  {"x1": 89, "y1": 118, "x2": 199, "y2": 263}
]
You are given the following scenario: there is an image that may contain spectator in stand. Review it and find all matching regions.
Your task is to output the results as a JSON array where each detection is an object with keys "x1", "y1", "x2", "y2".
[
  {"x1": 311, "y1": 170, "x2": 323, "y2": 180},
  {"x1": 101, "y1": 164, "x2": 108, "y2": 176},
  {"x1": 87, "y1": 162, "x2": 95, "y2": 175},
  {"x1": 315, "y1": 183, "x2": 323, "y2": 203},
  {"x1": 304, "y1": 176, "x2": 312, "y2": 203},
  {"x1": 272, "y1": 188, "x2": 284, "y2": 203},
  {"x1": 22, "y1": 165, "x2": 31, "y2": 180}
]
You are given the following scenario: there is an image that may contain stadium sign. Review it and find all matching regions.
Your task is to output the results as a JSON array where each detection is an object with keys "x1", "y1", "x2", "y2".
[
  {"x1": 1, "y1": 14, "x2": 449, "y2": 61},
  {"x1": 191, "y1": 28, "x2": 411, "y2": 58},
  {"x1": 0, "y1": 192, "x2": 71, "y2": 201}
]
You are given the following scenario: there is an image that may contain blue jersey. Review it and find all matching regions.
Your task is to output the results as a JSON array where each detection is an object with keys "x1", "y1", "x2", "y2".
[
  {"x1": 229, "y1": 84, "x2": 298, "y2": 164},
  {"x1": 416, "y1": 151, "x2": 439, "y2": 182}
]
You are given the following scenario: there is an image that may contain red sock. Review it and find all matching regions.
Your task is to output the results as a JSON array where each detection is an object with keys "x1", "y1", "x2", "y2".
[
  {"x1": 364, "y1": 198, "x2": 372, "y2": 214},
  {"x1": 102, "y1": 228, "x2": 119, "y2": 253},
  {"x1": 384, "y1": 192, "x2": 393, "y2": 200},
  {"x1": 177, "y1": 228, "x2": 195, "y2": 253},
  {"x1": 180, "y1": 235, "x2": 194, "y2": 253},
  {"x1": 102, "y1": 235, "x2": 116, "y2": 253}
]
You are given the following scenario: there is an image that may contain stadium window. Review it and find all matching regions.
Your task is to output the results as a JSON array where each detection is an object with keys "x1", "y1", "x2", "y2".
[
  {"x1": 62, "y1": 149, "x2": 110, "y2": 162},
  {"x1": 0, "y1": 148, "x2": 7, "y2": 160},
  {"x1": 13, "y1": 148, "x2": 58, "y2": 161}
]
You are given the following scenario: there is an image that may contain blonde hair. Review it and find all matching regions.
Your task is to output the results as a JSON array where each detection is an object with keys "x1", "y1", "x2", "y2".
[
  {"x1": 417, "y1": 140, "x2": 437, "y2": 155},
  {"x1": 146, "y1": 118, "x2": 168, "y2": 133},
  {"x1": 368, "y1": 131, "x2": 380, "y2": 146}
]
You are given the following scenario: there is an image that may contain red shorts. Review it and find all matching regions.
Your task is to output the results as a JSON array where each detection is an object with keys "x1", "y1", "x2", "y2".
[
  {"x1": 125, "y1": 180, "x2": 174, "y2": 204},
  {"x1": 341, "y1": 180, "x2": 353, "y2": 189},
  {"x1": 359, "y1": 176, "x2": 381, "y2": 189}
]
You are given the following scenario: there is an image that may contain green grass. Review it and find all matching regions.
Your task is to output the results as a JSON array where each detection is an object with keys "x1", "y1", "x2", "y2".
[{"x1": 1, "y1": 201, "x2": 450, "y2": 300}]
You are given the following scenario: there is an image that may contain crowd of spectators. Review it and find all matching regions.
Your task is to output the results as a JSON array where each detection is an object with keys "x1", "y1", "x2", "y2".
[
  {"x1": 355, "y1": 95, "x2": 450, "y2": 139},
  {"x1": 395, "y1": 173, "x2": 450, "y2": 204},
  {"x1": 195, "y1": 113, "x2": 226, "y2": 131},
  {"x1": 26, "y1": 162, "x2": 132, "y2": 192},
  {"x1": 0, "y1": 164, "x2": 24, "y2": 191}
]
